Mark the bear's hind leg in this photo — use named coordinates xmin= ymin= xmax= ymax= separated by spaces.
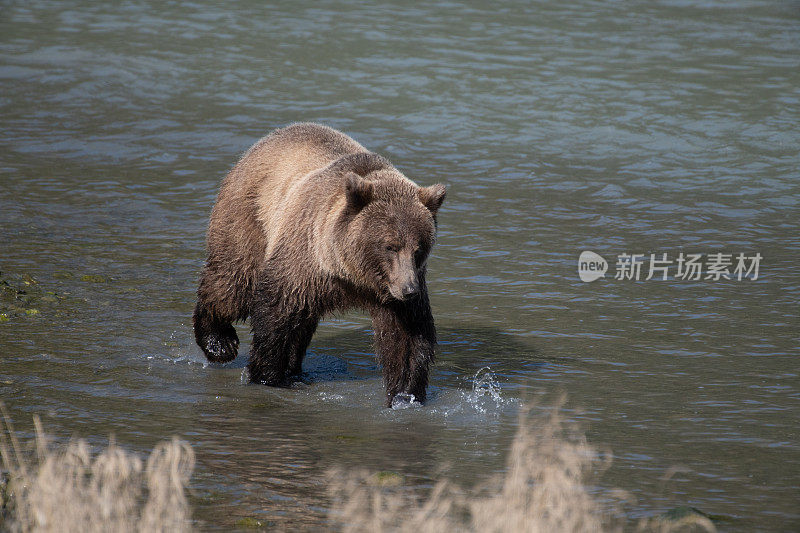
xmin=248 ymin=276 xmax=316 ymax=386
xmin=288 ymin=315 xmax=319 ymax=376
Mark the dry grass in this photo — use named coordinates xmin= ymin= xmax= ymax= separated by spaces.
xmin=0 ymin=404 xmax=194 ymax=533
xmin=1 ymin=400 xmax=717 ymax=532
xmin=328 ymin=400 xmax=716 ymax=533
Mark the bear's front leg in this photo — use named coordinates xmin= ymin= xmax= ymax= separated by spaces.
xmin=248 ymin=277 xmax=317 ymax=386
xmin=370 ymin=292 xmax=436 ymax=407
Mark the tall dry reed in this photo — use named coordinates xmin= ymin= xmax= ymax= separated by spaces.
xmin=328 ymin=401 xmax=715 ymax=533
xmin=0 ymin=404 xmax=194 ymax=533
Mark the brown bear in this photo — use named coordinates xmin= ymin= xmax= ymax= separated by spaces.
xmin=193 ymin=123 xmax=446 ymax=407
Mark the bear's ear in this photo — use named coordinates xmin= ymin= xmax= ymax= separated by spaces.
xmin=344 ymin=172 xmax=374 ymax=212
xmin=419 ymin=183 xmax=447 ymax=215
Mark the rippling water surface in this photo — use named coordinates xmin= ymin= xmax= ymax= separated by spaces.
xmin=1 ymin=1 xmax=799 ymax=530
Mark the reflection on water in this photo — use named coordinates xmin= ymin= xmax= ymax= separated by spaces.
xmin=1 ymin=0 xmax=799 ymax=530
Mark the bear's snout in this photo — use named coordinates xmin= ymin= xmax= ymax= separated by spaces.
xmin=401 ymin=280 xmax=419 ymax=298
xmin=389 ymin=275 xmax=420 ymax=301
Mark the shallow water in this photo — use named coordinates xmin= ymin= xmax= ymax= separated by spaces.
xmin=1 ymin=1 xmax=799 ymax=530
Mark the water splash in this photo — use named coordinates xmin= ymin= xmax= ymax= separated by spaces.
xmin=459 ymin=367 xmax=510 ymax=415
xmin=318 ymin=392 xmax=345 ymax=402
xmin=148 ymin=329 xmax=209 ymax=367
xmin=472 ymin=367 xmax=503 ymax=399
xmin=391 ymin=393 xmax=421 ymax=410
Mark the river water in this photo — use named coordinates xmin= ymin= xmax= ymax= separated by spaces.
xmin=1 ymin=1 xmax=798 ymax=530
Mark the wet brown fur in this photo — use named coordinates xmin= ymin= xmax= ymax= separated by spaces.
xmin=193 ymin=123 xmax=446 ymax=406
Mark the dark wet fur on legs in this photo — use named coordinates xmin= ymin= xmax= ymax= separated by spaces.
xmin=246 ymin=270 xmax=321 ymax=386
xmin=370 ymin=283 xmax=436 ymax=407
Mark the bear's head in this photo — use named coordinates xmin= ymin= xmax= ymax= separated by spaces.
xmin=338 ymin=172 xmax=446 ymax=302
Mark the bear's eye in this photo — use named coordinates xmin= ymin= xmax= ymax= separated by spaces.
xmin=385 ymin=244 xmax=399 ymax=253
